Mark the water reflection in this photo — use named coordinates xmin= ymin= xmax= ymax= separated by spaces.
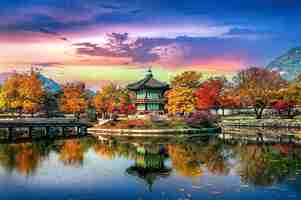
xmin=126 ymin=144 xmax=171 ymax=191
xmin=0 ymin=136 xmax=300 ymax=199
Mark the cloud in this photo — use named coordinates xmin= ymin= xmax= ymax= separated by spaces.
xmin=223 ymin=28 xmax=273 ymax=39
xmin=73 ymin=32 xmax=275 ymax=69
xmin=74 ymin=33 xmax=173 ymax=63
xmin=39 ymin=28 xmax=70 ymax=42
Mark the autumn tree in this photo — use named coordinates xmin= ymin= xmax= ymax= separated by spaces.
xmin=233 ymin=67 xmax=286 ymax=119
xmin=1 ymin=72 xmax=44 ymax=116
xmin=171 ymin=71 xmax=202 ymax=88
xmin=93 ymin=83 xmax=135 ymax=118
xmin=0 ymin=87 xmax=6 ymax=112
xmin=119 ymin=89 xmax=136 ymax=115
xmin=195 ymin=79 xmax=223 ymax=111
xmin=1 ymin=73 xmax=24 ymax=114
xmin=165 ymin=87 xmax=196 ymax=115
xmin=217 ymin=81 xmax=241 ymax=115
xmin=93 ymin=83 xmax=119 ymax=118
xmin=272 ymin=78 xmax=301 ymax=118
xmin=19 ymin=72 xmax=44 ymax=116
xmin=166 ymin=71 xmax=201 ymax=115
xmin=59 ymin=82 xmax=87 ymax=119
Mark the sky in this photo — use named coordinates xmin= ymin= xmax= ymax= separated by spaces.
xmin=0 ymin=0 xmax=301 ymax=89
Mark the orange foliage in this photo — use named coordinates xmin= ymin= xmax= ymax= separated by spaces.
xmin=93 ymin=143 xmax=117 ymax=160
xmin=1 ymin=71 xmax=44 ymax=114
xmin=195 ymin=79 xmax=223 ymax=110
xmin=59 ymin=140 xmax=84 ymax=166
xmin=167 ymin=144 xmax=203 ymax=178
xmin=14 ymin=144 xmax=39 ymax=175
xmin=93 ymin=84 xmax=135 ymax=117
xmin=60 ymin=82 xmax=87 ymax=117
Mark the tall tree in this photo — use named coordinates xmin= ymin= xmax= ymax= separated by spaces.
xmin=93 ymin=83 xmax=120 ymax=118
xmin=195 ymin=79 xmax=223 ymax=111
xmin=1 ymin=72 xmax=44 ymax=116
xmin=1 ymin=73 xmax=24 ymax=115
xmin=166 ymin=71 xmax=201 ymax=115
xmin=59 ymin=82 xmax=87 ymax=119
xmin=19 ymin=71 xmax=44 ymax=116
xmin=234 ymin=67 xmax=286 ymax=119
xmin=165 ymin=87 xmax=196 ymax=115
xmin=218 ymin=87 xmax=239 ymax=115
xmin=93 ymin=84 xmax=135 ymax=118
xmin=171 ymin=71 xmax=202 ymax=88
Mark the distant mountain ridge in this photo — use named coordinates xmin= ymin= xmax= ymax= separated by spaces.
xmin=36 ymin=73 xmax=61 ymax=93
xmin=266 ymin=47 xmax=301 ymax=80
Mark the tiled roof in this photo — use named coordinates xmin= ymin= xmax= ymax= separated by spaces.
xmin=127 ymin=71 xmax=169 ymax=90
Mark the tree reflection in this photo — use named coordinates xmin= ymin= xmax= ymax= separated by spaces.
xmin=93 ymin=141 xmax=136 ymax=160
xmin=234 ymin=143 xmax=301 ymax=186
xmin=0 ymin=141 xmax=54 ymax=175
xmin=59 ymin=140 xmax=85 ymax=167
xmin=167 ymin=140 xmax=231 ymax=178
xmin=201 ymin=142 xmax=231 ymax=176
xmin=167 ymin=144 xmax=203 ymax=178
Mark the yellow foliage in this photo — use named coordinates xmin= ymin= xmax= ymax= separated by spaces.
xmin=165 ymin=87 xmax=196 ymax=114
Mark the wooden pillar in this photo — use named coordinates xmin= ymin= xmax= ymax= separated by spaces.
xmin=29 ymin=127 xmax=32 ymax=139
xmin=8 ymin=127 xmax=13 ymax=141
xmin=76 ymin=126 xmax=80 ymax=135
xmin=45 ymin=126 xmax=50 ymax=138
xmin=82 ymin=126 xmax=87 ymax=136
xmin=62 ymin=127 xmax=66 ymax=137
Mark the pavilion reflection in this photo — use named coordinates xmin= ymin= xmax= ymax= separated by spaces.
xmin=126 ymin=144 xmax=171 ymax=191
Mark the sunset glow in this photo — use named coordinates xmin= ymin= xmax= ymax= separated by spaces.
xmin=1 ymin=0 xmax=301 ymax=88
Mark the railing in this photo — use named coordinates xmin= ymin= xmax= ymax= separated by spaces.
xmin=135 ymin=99 xmax=164 ymax=103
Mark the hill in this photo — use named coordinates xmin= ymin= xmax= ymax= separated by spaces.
xmin=266 ymin=47 xmax=301 ymax=80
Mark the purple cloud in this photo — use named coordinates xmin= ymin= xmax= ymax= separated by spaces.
xmin=73 ymin=33 xmax=173 ymax=63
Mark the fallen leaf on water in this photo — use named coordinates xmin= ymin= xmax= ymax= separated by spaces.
xmin=192 ymin=185 xmax=202 ymax=189
xmin=210 ymin=191 xmax=222 ymax=195
xmin=240 ymin=184 xmax=249 ymax=188
xmin=288 ymin=177 xmax=296 ymax=181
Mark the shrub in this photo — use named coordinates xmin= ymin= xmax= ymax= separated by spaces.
xmin=185 ymin=111 xmax=217 ymax=128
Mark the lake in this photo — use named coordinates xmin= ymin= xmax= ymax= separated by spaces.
xmin=0 ymin=135 xmax=300 ymax=200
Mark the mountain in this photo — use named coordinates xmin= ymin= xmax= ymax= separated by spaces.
xmin=36 ymin=73 xmax=61 ymax=93
xmin=266 ymin=47 xmax=301 ymax=80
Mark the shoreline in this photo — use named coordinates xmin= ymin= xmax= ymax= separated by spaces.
xmin=88 ymin=127 xmax=220 ymax=136
xmin=220 ymin=120 xmax=301 ymax=129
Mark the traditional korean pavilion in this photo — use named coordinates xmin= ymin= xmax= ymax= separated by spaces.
xmin=127 ymin=69 xmax=169 ymax=114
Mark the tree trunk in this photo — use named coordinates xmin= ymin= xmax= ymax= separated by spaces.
xmin=74 ymin=112 xmax=80 ymax=121
xmin=288 ymin=107 xmax=294 ymax=119
xmin=255 ymin=107 xmax=264 ymax=119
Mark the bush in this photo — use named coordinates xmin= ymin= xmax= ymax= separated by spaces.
xmin=185 ymin=111 xmax=217 ymax=128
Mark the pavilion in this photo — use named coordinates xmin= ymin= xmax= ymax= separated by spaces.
xmin=127 ymin=69 xmax=169 ymax=114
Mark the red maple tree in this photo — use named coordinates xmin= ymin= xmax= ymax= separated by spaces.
xmin=195 ymin=79 xmax=223 ymax=110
